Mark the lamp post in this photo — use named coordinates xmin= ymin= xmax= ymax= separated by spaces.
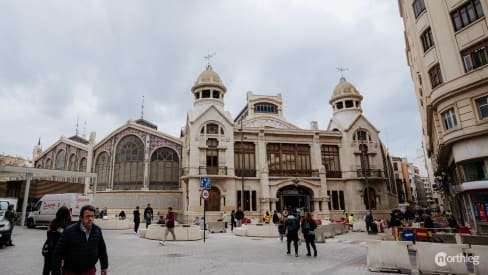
xmin=359 ymin=143 xmax=371 ymax=212
xmin=240 ymin=119 xmax=244 ymax=211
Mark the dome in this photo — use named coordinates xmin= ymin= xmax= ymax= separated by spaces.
xmin=332 ymin=77 xmax=361 ymax=98
xmin=191 ymin=65 xmax=227 ymax=93
xmin=195 ymin=66 xmax=222 ymax=85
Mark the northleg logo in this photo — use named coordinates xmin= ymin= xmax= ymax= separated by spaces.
xmin=434 ymin=252 xmax=480 ymax=267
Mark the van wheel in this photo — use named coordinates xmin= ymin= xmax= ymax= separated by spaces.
xmin=27 ymin=218 xmax=35 ymax=228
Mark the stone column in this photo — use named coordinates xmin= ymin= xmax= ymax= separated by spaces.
xmin=85 ymin=132 xmax=96 ymax=190
xmin=142 ymin=135 xmax=150 ymax=190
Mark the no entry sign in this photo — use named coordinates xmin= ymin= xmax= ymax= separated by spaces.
xmin=201 ymin=189 xmax=210 ymax=200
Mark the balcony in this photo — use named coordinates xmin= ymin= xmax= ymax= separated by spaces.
xmin=356 ymin=169 xmax=383 ymax=178
xmin=269 ymin=169 xmax=319 ymax=177
xmin=326 ymin=170 xmax=342 ymax=178
xmin=199 ymin=166 xmax=228 ymax=176
xmin=235 ymin=169 xmax=257 ymax=177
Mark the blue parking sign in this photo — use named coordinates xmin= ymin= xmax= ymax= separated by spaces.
xmin=200 ymin=177 xmax=211 ymax=189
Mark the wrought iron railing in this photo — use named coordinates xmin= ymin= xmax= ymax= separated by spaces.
xmin=235 ymin=169 xmax=257 ymax=177
xmin=326 ymin=170 xmax=342 ymax=178
xmin=268 ymin=169 xmax=319 ymax=177
xmin=199 ymin=166 xmax=228 ymax=175
xmin=356 ymin=169 xmax=383 ymax=178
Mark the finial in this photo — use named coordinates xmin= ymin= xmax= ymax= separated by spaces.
xmin=141 ymin=95 xmax=145 ymax=119
xmin=204 ymin=52 xmax=216 ymax=70
xmin=336 ymin=67 xmax=348 ymax=82
xmin=76 ymin=116 xmax=79 ymax=136
xmin=38 ymin=137 xmax=41 ymax=146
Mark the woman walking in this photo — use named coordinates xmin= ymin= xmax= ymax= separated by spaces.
xmin=301 ymin=212 xmax=317 ymax=257
xmin=42 ymin=206 xmax=71 ymax=275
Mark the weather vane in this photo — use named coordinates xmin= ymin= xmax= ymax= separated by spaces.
xmin=204 ymin=52 xmax=216 ymax=69
xmin=336 ymin=67 xmax=349 ymax=82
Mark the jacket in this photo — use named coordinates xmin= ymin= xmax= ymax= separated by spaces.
xmin=284 ymin=215 xmax=300 ymax=233
xmin=301 ymin=219 xmax=317 ymax=234
xmin=52 ymin=222 xmax=108 ymax=275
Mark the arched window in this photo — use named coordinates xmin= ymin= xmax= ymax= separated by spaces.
xmin=95 ymin=152 xmax=111 ymax=191
xmin=55 ymin=150 xmax=66 ymax=170
xmin=354 ymin=129 xmax=371 ymax=142
xmin=149 ymin=147 xmax=180 ymax=190
xmin=68 ymin=154 xmax=77 ymax=171
xmin=45 ymin=158 xmax=52 ymax=169
xmin=255 ymin=103 xmax=278 ymax=114
xmin=113 ymin=135 xmax=144 ymax=190
xmin=206 ymin=123 xmax=219 ymax=134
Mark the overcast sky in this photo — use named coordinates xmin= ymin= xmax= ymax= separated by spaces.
xmin=0 ymin=0 xmax=427 ymax=173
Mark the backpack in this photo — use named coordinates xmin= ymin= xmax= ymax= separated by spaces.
xmin=286 ymin=218 xmax=299 ymax=233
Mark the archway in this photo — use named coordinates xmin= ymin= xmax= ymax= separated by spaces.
xmin=276 ymin=185 xmax=313 ymax=213
xmin=206 ymin=187 xmax=221 ymax=211
xmin=363 ymin=187 xmax=377 ymax=210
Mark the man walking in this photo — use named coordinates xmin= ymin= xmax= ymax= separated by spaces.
xmin=284 ymin=211 xmax=300 ymax=257
xmin=133 ymin=206 xmax=140 ymax=233
xmin=52 ymin=205 xmax=108 ymax=275
xmin=144 ymin=203 xmax=153 ymax=228
xmin=160 ymin=207 xmax=176 ymax=245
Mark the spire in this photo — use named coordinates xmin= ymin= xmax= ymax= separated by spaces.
xmin=38 ymin=137 xmax=41 ymax=146
xmin=82 ymin=121 xmax=87 ymax=139
xmin=204 ymin=52 xmax=215 ymax=70
xmin=75 ymin=116 xmax=80 ymax=136
xmin=141 ymin=95 xmax=145 ymax=119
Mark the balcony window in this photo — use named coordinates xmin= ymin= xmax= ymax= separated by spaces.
xmin=428 ymin=64 xmax=443 ymax=89
xmin=451 ymin=0 xmax=484 ymax=31
xmin=475 ymin=95 xmax=488 ymax=119
xmin=421 ymin=27 xmax=434 ymax=52
xmin=442 ymin=108 xmax=458 ymax=130
xmin=255 ymin=103 xmax=278 ymax=114
xmin=463 ymin=161 xmax=487 ymax=181
xmin=412 ymin=0 xmax=426 ymax=18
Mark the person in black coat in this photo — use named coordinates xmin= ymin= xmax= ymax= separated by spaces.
xmin=301 ymin=212 xmax=317 ymax=257
xmin=144 ymin=203 xmax=153 ymax=228
xmin=43 ymin=206 xmax=71 ymax=275
xmin=230 ymin=210 xmax=236 ymax=232
xmin=284 ymin=213 xmax=300 ymax=257
xmin=52 ymin=205 xmax=108 ymax=275
xmin=133 ymin=206 xmax=141 ymax=233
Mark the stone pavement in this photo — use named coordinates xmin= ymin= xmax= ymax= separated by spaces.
xmin=0 ymin=227 xmax=402 ymax=275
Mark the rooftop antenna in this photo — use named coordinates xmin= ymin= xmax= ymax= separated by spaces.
xmin=141 ymin=95 xmax=145 ymax=119
xmin=204 ymin=52 xmax=216 ymax=70
xmin=75 ymin=116 xmax=80 ymax=136
xmin=336 ymin=67 xmax=349 ymax=82
xmin=82 ymin=121 xmax=87 ymax=138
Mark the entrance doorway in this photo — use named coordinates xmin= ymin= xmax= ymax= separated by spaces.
xmin=206 ymin=187 xmax=221 ymax=211
xmin=276 ymin=185 xmax=313 ymax=212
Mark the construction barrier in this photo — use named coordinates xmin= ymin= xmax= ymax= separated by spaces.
xmin=470 ymin=245 xmax=488 ymax=275
xmin=416 ymin=242 xmax=469 ymax=275
xmin=366 ymin=240 xmax=412 ymax=273
xmin=207 ymin=221 xmax=226 ymax=233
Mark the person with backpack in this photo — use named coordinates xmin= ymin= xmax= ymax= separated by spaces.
xmin=235 ymin=208 xmax=244 ymax=227
xmin=284 ymin=212 xmax=300 ymax=257
xmin=144 ymin=203 xmax=153 ymax=228
xmin=301 ymin=212 xmax=317 ymax=257
xmin=42 ymin=206 xmax=71 ymax=275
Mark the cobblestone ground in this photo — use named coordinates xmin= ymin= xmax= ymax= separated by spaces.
xmin=0 ymin=227 xmax=404 ymax=275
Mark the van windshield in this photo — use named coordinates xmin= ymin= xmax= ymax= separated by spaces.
xmin=32 ymin=201 xmax=42 ymax=211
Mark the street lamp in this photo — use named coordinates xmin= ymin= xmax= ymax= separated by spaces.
xmin=359 ymin=143 xmax=371 ymax=212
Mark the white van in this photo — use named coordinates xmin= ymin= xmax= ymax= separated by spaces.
xmin=27 ymin=193 xmax=94 ymax=228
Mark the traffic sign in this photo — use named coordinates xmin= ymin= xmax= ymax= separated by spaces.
xmin=200 ymin=177 xmax=211 ymax=189
xmin=201 ymin=189 xmax=210 ymax=200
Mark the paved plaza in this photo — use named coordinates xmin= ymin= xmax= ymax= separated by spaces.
xmin=0 ymin=227 xmax=404 ymax=275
